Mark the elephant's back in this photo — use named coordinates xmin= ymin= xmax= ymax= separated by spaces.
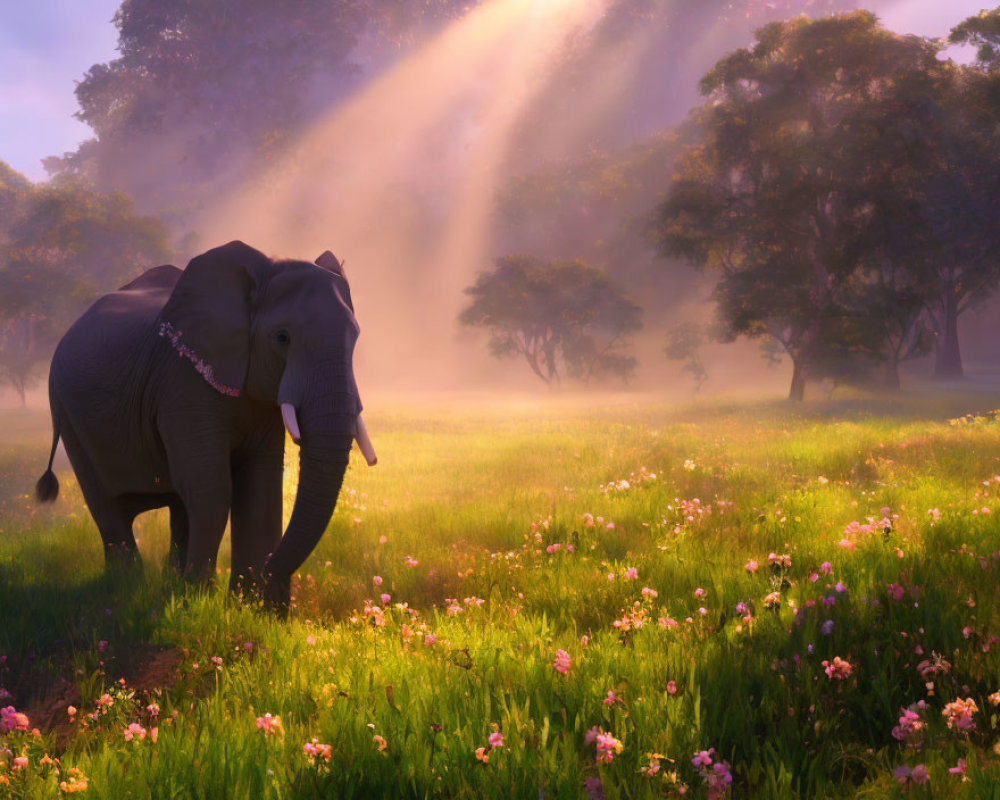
xmin=51 ymin=266 xmax=181 ymax=399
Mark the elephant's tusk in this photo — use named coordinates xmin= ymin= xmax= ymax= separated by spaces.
xmin=281 ymin=403 xmax=301 ymax=444
xmin=355 ymin=414 xmax=377 ymax=466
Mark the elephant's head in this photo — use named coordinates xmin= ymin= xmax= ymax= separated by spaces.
xmin=158 ymin=240 xmax=375 ymax=611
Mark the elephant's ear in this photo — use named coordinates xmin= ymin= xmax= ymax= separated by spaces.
xmin=315 ymin=250 xmax=354 ymax=312
xmin=159 ymin=241 xmax=272 ymax=397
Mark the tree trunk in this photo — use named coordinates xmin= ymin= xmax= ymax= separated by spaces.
xmin=882 ymin=358 xmax=901 ymax=392
xmin=788 ymin=357 xmax=807 ymax=402
xmin=933 ymin=291 xmax=963 ymax=379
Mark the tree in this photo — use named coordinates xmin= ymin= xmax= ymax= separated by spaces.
xmin=842 ymin=30 xmax=1000 ymax=381
xmin=653 ymin=13 xmax=943 ymax=399
xmin=0 ymin=162 xmax=172 ymax=403
xmin=950 ymin=7 xmax=1000 ymax=71
xmin=45 ymin=0 xmax=472 ymax=229
xmin=459 ymin=255 xmax=642 ymax=386
xmin=663 ymin=322 xmax=709 ymax=392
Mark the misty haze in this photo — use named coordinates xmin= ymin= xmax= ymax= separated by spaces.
xmin=2 ymin=0 xmax=1000 ymax=797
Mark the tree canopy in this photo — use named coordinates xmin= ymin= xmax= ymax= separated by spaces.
xmin=44 ymin=0 xmax=472 ymax=229
xmin=0 ymin=163 xmax=172 ymax=403
xmin=460 ymin=255 xmax=642 ymax=386
xmin=652 ymin=11 xmax=1000 ymax=398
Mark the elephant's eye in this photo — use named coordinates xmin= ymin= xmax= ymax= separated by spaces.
xmin=275 ymin=330 xmax=290 ymax=345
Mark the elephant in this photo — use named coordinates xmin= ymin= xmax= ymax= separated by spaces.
xmin=35 ymin=240 xmax=376 ymax=613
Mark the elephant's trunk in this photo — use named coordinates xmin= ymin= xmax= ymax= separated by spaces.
xmin=263 ymin=399 xmax=356 ymax=614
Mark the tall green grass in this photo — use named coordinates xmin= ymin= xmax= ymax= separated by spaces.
xmin=1 ymin=393 xmax=1000 ymax=798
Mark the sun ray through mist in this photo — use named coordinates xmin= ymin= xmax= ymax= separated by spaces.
xmin=205 ymin=0 xmax=609 ymax=392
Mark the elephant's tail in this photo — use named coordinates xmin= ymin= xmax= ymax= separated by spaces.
xmin=36 ymin=421 xmax=60 ymax=503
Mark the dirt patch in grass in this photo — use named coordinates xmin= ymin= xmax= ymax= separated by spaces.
xmin=25 ymin=644 xmax=180 ymax=741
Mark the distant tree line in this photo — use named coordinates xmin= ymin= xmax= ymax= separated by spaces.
xmin=464 ymin=8 xmax=1000 ymax=398
xmin=0 ymin=163 xmax=171 ymax=403
xmin=10 ymin=1 xmax=1000 ymax=399
xmin=652 ymin=10 xmax=1000 ymax=399
xmin=44 ymin=0 xmax=474 ymax=235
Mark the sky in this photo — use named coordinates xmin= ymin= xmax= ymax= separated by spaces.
xmin=0 ymin=0 xmax=992 ymax=183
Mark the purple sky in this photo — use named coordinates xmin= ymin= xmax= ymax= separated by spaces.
xmin=0 ymin=0 xmax=989 ymax=183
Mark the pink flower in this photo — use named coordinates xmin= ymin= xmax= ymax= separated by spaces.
xmin=911 ymin=764 xmax=929 ymax=786
xmin=303 ymin=738 xmax=332 ymax=763
xmin=256 ymin=713 xmax=283 ymax=736
xmin=641 ymin=586 xmax=658 ymax=599
xmin=887 ymin=583 xmax=904 ymax=601
xmin=553 ymin=649 xmax=571 ymax=675
xmin=488 ymin=730 xmax=504 ymax=749
xmin=404 ymin=556 xmax=418 ymax=567
xmin=694 ymin=587 xmax=706 ymax=598
xmin=604 ymin=690 xmax=617 ymax=706
xmin=595 ymin=732 xmax=623 ymax=764
xmin=0 ymin=706 xmax=29 ymax=732
xmin=942 ymin=697 xmax=978 ymax=730
xmin=624 ymin=567 xmax=638 ymax=580
xmin=667 ymin=680 xmax=677 ymax=694
xmin=12 ymin=755 xmax=27 ymax=770
xmin=745 ymin=559 xmax=759 ymax=573
xmin=892 ymin=705 xmax=925 ymax=743
xmin=123 ymin=722 xmax=147 ymax=742
xmin=146 ymin=703 xmax=160 ymax=717
xmin=692 ymin=749 xmax=715 ymax=768
xmin=380 ymin=593 xmax=391 ymax=605
xmin=948 ymin=758 xmax=966 ymax=777
xmin=821 ymin=656 xmax=852 ymax=680
xmin=820 ymin=561 xmax=832 ymax=574
xmin=372 ymin=575 xmax=383 ymax=586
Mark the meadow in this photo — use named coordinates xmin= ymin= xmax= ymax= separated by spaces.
xmin=2 ymin=391 xmax=1000 ymax=798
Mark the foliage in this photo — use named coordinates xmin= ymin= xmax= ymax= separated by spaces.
xmin=45 ymin=0 xmax=471 ymax=229
xmin=950 ymin=7 xmax=1000 ymax=71
xmin=663 ymin=322 xmax=709 ymax=392
xmin=4 ymin=394 xmax=1000 ymax=796
xmin=652 ymin=11 xmax=1000 ymax=398
xmin=0 ymin=162 xmax=172 ymax=403
xmin=459 ymin=255 xmax=642 ymax=386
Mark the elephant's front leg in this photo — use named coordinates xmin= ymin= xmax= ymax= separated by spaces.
xmin=229 ymin=447 xmax=284 ymax=594
xmin=160 ymin=415 xmax=233 ymax=582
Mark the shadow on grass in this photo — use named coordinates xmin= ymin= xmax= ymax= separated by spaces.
xmin=0 ymin=560 xmax=184 ymax=712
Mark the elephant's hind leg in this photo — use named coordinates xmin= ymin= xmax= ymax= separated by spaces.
xmin=59 ymin=424 xmax=142 ymax=567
